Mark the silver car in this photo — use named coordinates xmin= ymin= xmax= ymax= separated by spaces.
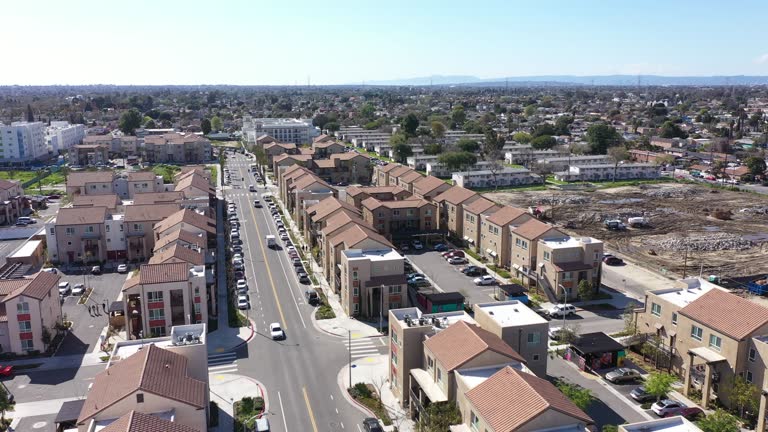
xmin=605 ymin=368 xmax=642 ymax=384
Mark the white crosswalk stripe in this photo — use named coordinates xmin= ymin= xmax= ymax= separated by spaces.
xmin=345 ymin=338 xmax=383 ymax=359
xmin=208 ymin=352 xmax=238 ymax=374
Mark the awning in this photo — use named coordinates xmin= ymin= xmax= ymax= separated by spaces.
xmin=463 ymin=236 xmax=469 ymax=241
xmin=468 ymin=239 xmax=474 ymax=244
xmin=410 ymin=368 xmax=448 ymax=402
xmin=486 ymin=249 xmax=493 ymax=255
xmin=55 ymin=399 xmax=85 ymax=424
xmin=689 ymin=346 xmax=727 ymax=364
xmin=490 ymin=251 xmax=498 ymax=257
xmin=512 ymin=264 xmax=520 ymax=270
xmin=654 ymin=323 xmax=664 ymax=330
xmin=109 ymin=301 xmax=124 ymax=313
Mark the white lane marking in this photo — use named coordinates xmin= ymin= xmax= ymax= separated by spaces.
xmin=279 ymin=391 xmax=289 ymax=432
xmin=357 ymin=424 xmax=363 ymax=432
xmin=330 ymin=394 xmax=334 ymax=400
xmin=335 ymin=407 xmax=339 ymax=414
xmin=341 ymin=422 xmax=344 ymax=429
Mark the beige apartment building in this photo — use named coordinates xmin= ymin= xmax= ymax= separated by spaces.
xmin=143 ymin=133 xmax=211 ymax=164
xmin=122 ymin=262 xmax=207 ymax=340
xmin=66 ymin=171 xmax=116 ymax=196
xmin=0 ymin=179 xmax=25 ymax=226
xmin=536 ymin=236 xmax=603 ymax=301
xmin=478 ymin=206 xmax=532 ymax=268
xmin=396 ymin=170 xmax=424 ymax=193
xmin=51 ymin=206 xmax=109 ymax=264
xmin=461 ymin=197 xmax=499 ymax=252
xmin=361 ymin=197 xmax=437 ymax=240
xmin=310 ymin=152 xmax=372 ymax=185
xmin=152 ymin=208 xmax=216 ymax=243
xmin=125 ymin=171 xmax=164 ymax=198
xmin=509 ymin=219 xmax=564 ymax=287
xmin=635 ymin=279 xmax=768 ymax=424
xmin=472 ymin=301 xmax=549 ymax=377
xmin=345 ymin=185 xmax=411 ymax=209
xmin=433 ymin=186 xmax=479 ymax=237
xmin=321 ymin=214 xmax=382 ymax=283
xmin=374 ymin=163 xmax=403 ymax=186
xmin=124 ymin=204 xmax=181 ymax=261
xmin=286 ymin=173 xmax=335 ymax=224
xmin=339 ymin=247 xmax=406 ymax=319
xmin=312 ymin=140 xmax=345 ymax=158
xmin=304 ymin=196 xmax=361 ymax=248
xmin=412 ymin=175 xmax=452 ymax=201
xmin=174 ymin=170 xmax=213 ymax=200
xmin=77 ymin=325 xmax=209 ymax=432
xmin=0 ymin=271 xmax=62 ymax=354
xmin=264 ymin=142 xmax=298 ymax=165
xmin=279 ymin=165 xmax=314 ymax=204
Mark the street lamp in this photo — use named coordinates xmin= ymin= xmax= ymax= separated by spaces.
xmin=558 ymin=284 xmax=567 ymax=332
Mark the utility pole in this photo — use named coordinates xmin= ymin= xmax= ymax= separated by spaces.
xmin=682 ymin=245 xmax=688 ymax=278
xmin=379 ymin=284 xmax=384 ymax=334
xmin=348 ymin=330 xmax=352 ymax=388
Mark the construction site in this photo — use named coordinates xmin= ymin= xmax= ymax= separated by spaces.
xmin=485 ymin=183 xmax=768 ymax=282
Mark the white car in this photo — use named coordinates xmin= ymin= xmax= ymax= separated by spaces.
xmin=236 ymin=279 xmax=247 ymax=291
xmin=58 ymin=281 xmax=71 ymax=295
xmin=117 ymin=264 xmax=128 ymax=273
xmin=412 ymin=240 xmax=424 ymax=250
xmin=447 ymin=256 xmax=468 ymax=265
xmin=473 ymin=275 xmax=496 ymax=286
xmin=548 ymin=304 xmax=577 ymax=317
xmin=270 ymin=322 xmax=285 ymax=340
xmin=237 ymin=296 xmax=250 ymax=310
xmin=72 ymin=283 xmax=86 ymax=296
xmin=233 ymin=253 xmax=243 ymax=261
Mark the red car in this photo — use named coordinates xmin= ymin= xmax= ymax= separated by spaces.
xmin=667 ymin=407 xmax=704 ymax=421
xmin=0 ymin=365 xmax=13 ymax=377
xmin=444 ymin=251 xmax=465 ymax=260
xmin=440 ymin=249 xmax=456 ymax=257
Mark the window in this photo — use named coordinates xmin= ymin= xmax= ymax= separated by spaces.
xmin=353 ymin=287 xmax=359 ymax=296
xmin=391 ymin=329 xmax=398 ymax=344
xmin=709 ymin=334 xmax=722 ymax=351
xmin=691 ymin=325 xmax=703 ymax=341
xmin=747 ymin=371 xmax=754 ymax=383
xmin=86 ymin=225 xmax=94 ymax=233
xmin=393 ymin=210 xmax=400 ymax=216
xmin=543 ymin=251 xmax=551 ymax=262
xmin=352 ymin=271 xmax=358 ymax=280
xmin=147 ymin=291 xmax=164 ymax=302
xmin=133 ymin=224 xmax=140 ymax=230
xmin=150 ymin=326 xmax=166 ymax=337
xmin=749 ymin=348 xmax=756 ymax=362
xmin=527 ymin=332 xmax=541 ymax=345
xmin=21 ymin=339 xmax=33 ymax=351
xmin=49 ymin=228 xmax=54 ymax=235
xmin=390 ymin=286 xmax=401 ymax=294
xmin=672 ymin=312 xmax=678 ymax=325
xmin=389 ymin=303 xmax=400 ymax=309
xmin=515 ymin=238 xmax=521 ymax=247
xmin=427 ymin=356 xmax=434 ymax=370
xmin=407 ymin=209 xmax=414 ymax=216
xmin=562 ymin=272 xmax=572 ymax=281
xmin=149 ymin=308 xmax=165 ymax=320
xmin=353 ymin=304 xmax=359 ymax=313
xmin=521 ymin=240 xmax=528 ymax=250
xmin=18 ymin=320 xmax=31 ymax=331
xmin=471 ymin=412 xmax=479 ymax=431
xmin=136 ymin=393 xmax=144 ymax=403
xmin=437 ymin=368 xmax=442 ymax=383
xmin=533 ymin=354 xmax=540 ymax=361
xmin=651 ymin=303 xmax=662 ymax=317
xmin=65 ymin=227 xmax=75 ymax=237
xmin=105 ymin=225 xmax=110 ymax=232
xmin=16 ymin=302 xmax=29 ymax=313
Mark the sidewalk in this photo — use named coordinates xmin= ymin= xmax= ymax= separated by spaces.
xmin=338 ymin=354 xmax=414 ymax=432
xmin=209 ymin=374 xmax=266 ymax=432
xmin=10 ymin=396 xmax=83 ymax=429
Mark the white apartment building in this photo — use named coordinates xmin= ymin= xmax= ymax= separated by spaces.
xmin=427 ymin=160 xmax=495 ymax=178
xmin=0 ymin=122 xmax=48 ymax=162
xmin=45 ymin=121 xmax=85 ymax=153
xmin=406 ymin=154 xmax=439 ymax=171
xmin=538 ymin=154 xmax=613 ymax=172
xmin=554 ymin=163 xmax=661 ymax=182
xmin=242 ymin=116 xmax=318 ymax=145
xmin=105 ymin=214 xmax=127 ymax=260
xmin=504 ymin=146 xmax=569 ymax=165
xmin=451 ymin=167 xmax=541 ymax=189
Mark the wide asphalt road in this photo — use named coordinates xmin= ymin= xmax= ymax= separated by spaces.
xmin=225 ymin=154 xmax=369 ymax=432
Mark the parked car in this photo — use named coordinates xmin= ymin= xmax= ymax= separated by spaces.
xmin=412 ymin=240 xmax=424 ymax=250
xmin=630 ymin=386 xmax=664 ymax=403
xmin=444 ymin=251 xmax=465 ymax=260
xmin=606 ymin=368 xmax=642 ymax=384
xmin=90 ymin=265 xmax=101 ymax=275
xmin=409 ymin=279 xmax=431 ymax=288
xmin=473 ymin=275 xmax=496 ymax=286
xmin=58 ymin=281 xmax=71 ymax=296
xmin=433 ymin=243 xmax=448 ymax=252
xmin=117 ymin=264 xmax=128 ymax=273
xmin=305 ymin=290 xmax=319 ymax=304
xmin=292 ymin=257 xmax=302 ymax=267
xmin=270 ymin=322 xmax=285 ymax=340
xmin=298 ymin=272 xmax=311 ymax=284
xmin=447 ymin=256 xmax=468 ymax=265
xmin=72 ymin=283 xmax=86 ymax=296
xmin=547 ymin=304 xmax=576 ymax=317
xmin=399 ymin=243 xmax=410 ymax=251
xmin=651 ymin=399 xmax=686 ymax=417
xmin=236 ymin=279 xmax=248 ymax=291
xmin=0 ymin=365 xmax=13 ymax=377
xmin=548 ymin=327 xmax=572 ymax=341
xmin=603 ymin=256 xmax=624 ymax=266
xmin=362 ymin=417 xmax=383 ymax=432
xmin=440 ymin=249 xmax=457 ymax=257
xmin=672 ymin=407 xmax=704 ymax=420
xmin=462 ymin=266 xmax=487 ymax=276
xmin=237 ymin=296 xmax=250 ymax=310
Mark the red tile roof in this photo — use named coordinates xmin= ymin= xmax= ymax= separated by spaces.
xmin=465 ymin=366 xmax=593 ymax=431
xmin=680 ymin=289 xmax=768 ymax=340
xmin=153 ymin=209 xmax=216 ymax=235
xmin=149 ymin=243 xmax=204 ymax=266
xmin=2 ymin=271 xmax=61 ymax=302
xmin=424 ymin=320 xmax=525 ymax=371
xmin=56 ymin=206 xmax=108 ymax=225
xmin=433 ymin=186 xmax=477 ymax=205
xmin=486 ymin=206 xmax=528 ymax=226
xmin=100 ymin=410 xmax=200 ymax=432
xmin=138 ymin=262 xmax=190 ymax=285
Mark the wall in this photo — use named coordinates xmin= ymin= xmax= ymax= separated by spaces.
xmin=78 ymin=391 xmax=206 ymax=432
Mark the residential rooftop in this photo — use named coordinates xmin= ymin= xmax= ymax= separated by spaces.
xmin=619 ymin=416 xmax=702 ymax=432
xmin=540 ymin=236 xmax=602 ymax=249
xmin=653 ymin=279 xmax=718 ymax=308
xmin=475 ymin=300 xmax=548 ymax=327
xmin=342 ymin=248 xmax=402 ymax=262
xmin=110 ymin=324 xmax=206 ymax=364
xmin=390 ymin=307 xmax=475 ymax=329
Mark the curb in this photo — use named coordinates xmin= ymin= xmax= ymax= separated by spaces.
xmin=337 ymin=366 xmax=377 ymax=418
xmin=216 ymin=318 xmax=256 ymax=353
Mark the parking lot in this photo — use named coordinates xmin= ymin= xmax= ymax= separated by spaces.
xmin=55 ymin=269 xmax=129 ymax=356
xmin=405 ymin=249 xmax=497 ymax=305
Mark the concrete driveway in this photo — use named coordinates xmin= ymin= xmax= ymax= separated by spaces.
xmin=602 ymin=259 xmax=677 ymax=300
xmin=545 ymin=305 xmax=626 ymax=336
xmin=56 ymin=270 xmax=129 ymax=356
xmin=405 ymin=250 xmax=497 ymax=305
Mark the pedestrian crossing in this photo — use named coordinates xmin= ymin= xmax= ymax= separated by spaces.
xmin=225 ymin=192 xmax=261 ymax=198
xmin=345 ymin=337 xmax=384 ymax=359
xmin=208 ymin=351 xmax=238 ymax=375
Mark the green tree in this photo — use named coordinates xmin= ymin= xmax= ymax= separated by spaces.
xmin=211 ymin=116 xmax=223 ymax=132
xmin=438 ymin=151 xmax=477 ymax=171
xmin=418 ymin=402 xmax=462 ymax=432
xmin=532 ymin=123 xmax=557 ymax=138
xmin=484 ymin=128 xmax=505 ymax=154
xmin=577 ymin=280 xmax=594 ymax=301
xmin=360 ymin=103 xmax=375 ymax=119
xmin=644 ymin=372 xmax=676 ymax=402
xmin=555 ymin=379 xmax=593 ymax=411
xmin=325 ymin=122 xmax=340 ymax=132
xmin=392 ymin=143 xmax=413 ymax=163
xmin=696 ymin=409 xmax=740 ymax=432
xmin=401 ymin=113 xmax=420 ymax=137
xmin=390 ymin=132 xmax=407 ymax=145
xmin=659 ymin=120 xmax=688 ymax=139
xmin=41 ymin=326 xmax=52 ymax=352
xmin=524 ymin=104 xmax=537 ymax=117
xmin=118 ymin=108 xmax=143 ymax=136
xmin=0 ymin=385 xmax=12 ymax=422
xmin=456 ymin=138 xmax=480 ymax=153
xmin=586 ymin=123 xmax=622 ymax=154
xmin=744 ymin=156 xmax=767 ymax=176
xmin=725 ymin=375 xmax=759 ymax=417
xmin=530 ymin=135 xmax=557 ymax=150
xmin=313 ymin=113 xmax=330 ymax=129
xmin=144 ymin=119 xmax=157 ymax=129
xmin=555 ymin=115 xmax=574 ymax=135
xmin=622 ymin=303 xmax=637 ymax=335
xmin=431 ymin=121 xmax=446 ymax=138
xmin=451 ymin=106 xmax=466 ymax=128
xmin=513 ymin=131 xmax=532 ymax=144
xmin=201 ymin=118 xmax=212 ymax=135
xmin=424 ymin=143 xmax=443 ymax=155
xmin=601 ymin=426 xmax=619 ymax=432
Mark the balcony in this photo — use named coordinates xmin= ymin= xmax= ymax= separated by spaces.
xmin=81 ymin=231 xmax=101 ymax=239
xmin=126 ymin=231 xmax=145 ymax=238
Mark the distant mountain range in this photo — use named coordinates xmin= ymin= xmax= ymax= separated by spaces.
xmin=363 ymin=74 xmax=768 ymax=87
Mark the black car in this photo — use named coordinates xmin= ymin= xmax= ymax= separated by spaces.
xmin=462 ymin=266 xmax=487 ymax=276
xmin=295 ymin=265 xmax=305 ymax=274
xmin=603 ymin=256 xmax=624 ymax=266
xmin=298 ymin=273 xmax=311 ymax=284
xmin=362 ymin=418 xmax=383 ymax=432
xmin=630 ymin=386 xmax=664 ymax=403
xmin=305 ymin=289 xmax=319 ymax=304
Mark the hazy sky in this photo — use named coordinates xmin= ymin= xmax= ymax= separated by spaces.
xmin=4 ymin=0 xmax=768 ymax=85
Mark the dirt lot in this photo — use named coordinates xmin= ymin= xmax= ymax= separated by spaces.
xmin=485 ymin=183 xmax=768 ymax=279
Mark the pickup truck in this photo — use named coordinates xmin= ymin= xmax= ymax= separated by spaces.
xmin=265 ymin=235 xmax=276 ymax=248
